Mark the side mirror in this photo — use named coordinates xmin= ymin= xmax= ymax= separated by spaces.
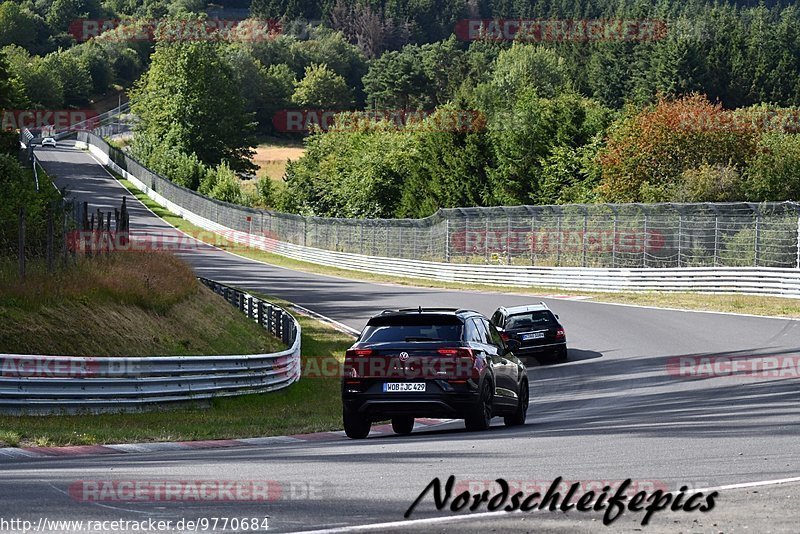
xmin=505 ymin=339 xmax=521 ymax=353
xmin=555 ymin=314 xmax=560 ymax=319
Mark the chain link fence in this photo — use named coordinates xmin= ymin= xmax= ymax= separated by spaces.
xmin=79 ymin=131 xmax=800 ymax=270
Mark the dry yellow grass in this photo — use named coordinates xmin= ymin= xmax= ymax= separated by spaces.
xmin=0 ymin=253 xmax=284 ymax=356
xmin=251 ymin=140 xmax=305 ymax=181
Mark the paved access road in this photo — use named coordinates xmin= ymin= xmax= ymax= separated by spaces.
xmin=1 ymin=142 xmax=796 ymax=533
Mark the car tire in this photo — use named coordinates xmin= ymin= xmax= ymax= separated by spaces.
xmin=343 ymin=406 xmax=371 ymax=439
xmin=391 ymin=416 xmax=415 ymax=435
xmin=504 ymin=379 xmax=529 ymax=427
xmin=464 ymin=379 xmax=493 ymax=432
xmin=555 ymin=347 xmax=568 ymax=362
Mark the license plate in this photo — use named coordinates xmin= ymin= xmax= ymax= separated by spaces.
xmin=522 ymin=332 xmax=546 ymax=341
xmin=383 ymin=383 xmax=426 ymax=392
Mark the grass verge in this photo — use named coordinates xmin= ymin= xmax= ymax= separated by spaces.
xmin=0 ymin=301 xmax=352 ymax=447
xmin=118 ymin=178 xmax=800 ymax=319
xmin=0 ymin=253 xmax=284 ymax=356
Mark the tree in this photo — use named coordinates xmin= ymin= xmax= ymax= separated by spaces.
xmin=477 ymin=43 xmax=572 ymax=111
xmin=362 ymin=46 xmax=429 ymax=110
xmin=289 ymin=28 xmax=368 ymax=96
xmin=0 ymin=48 xmax=26 ymax=109
xmin=329 ymin=0 xmax=411 ymax=58
xmin=41 ymin=51 xmax=92 ymax=105
xmin=0 ymin=2 xmax=38 ymax=50
xmin=75 ymin=42 xmax=113 ymax=95
xmin=131 ymin=39 xmax=256 ymax=173
xmin=291 ymin=63 xmax=353 ymax=109
xmin=225 ymin=44 xmax=295 ymax=132
xmin=46 ymin=0 xmax=101 ymax=33
xmin=3 ymin=45 xmax=64 ymax=108
xmin=200 ymin=162 xmax=247 ymax=205
xmin=744 ymin=132 xmax=800 ymax=201
xmin=487 ymin=92 xmax=612 ymax=205
xmin=597 ymin=95 xmax=759 ymax=202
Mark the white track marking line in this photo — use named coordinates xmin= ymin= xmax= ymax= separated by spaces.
xmin=292 ymin=475 xmax=800 ymax=533
xmin=82 ymin=147 xmax=800 ymax=325
xmin=693 ymin=475 xmax=800 ymax=493
xmin=289 ymin=303 xmax=360 ymax=336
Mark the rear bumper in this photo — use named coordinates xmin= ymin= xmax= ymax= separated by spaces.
xmin=515 ymin=341 xmax=566 ymax=356
xmin=343 ymin=380 xmax=480 ymax=419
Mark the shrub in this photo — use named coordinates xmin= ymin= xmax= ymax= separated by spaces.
xmin=598 ymin=94 xmax=758 ymax=202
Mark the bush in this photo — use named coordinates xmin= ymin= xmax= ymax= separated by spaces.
xmin=205 ymin=163 xmax=247 ymax=205
xmin=745 ymin=132 xmax=800 ymax=201
xmin=721 ymin=223 xmax=798 ymax=268
xmin=598 ymin=94 xmax=758 ymax=202
xmin=254 ymin=176 xmax=274 ymax=208
xmin=674 ymin=164 xmax=743 ymax=202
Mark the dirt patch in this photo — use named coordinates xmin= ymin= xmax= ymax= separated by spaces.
xmin=252 ymin=144 xmax=306 ymax=181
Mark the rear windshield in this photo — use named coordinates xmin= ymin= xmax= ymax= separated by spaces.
xmin=505 ymin=311 xmax=557 ymax=330
xmin=361 ymin=315 xmax=463 ymax=343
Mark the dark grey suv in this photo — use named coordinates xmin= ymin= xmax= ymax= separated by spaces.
xmin=341 ymin=308 xmax=529 ymax=439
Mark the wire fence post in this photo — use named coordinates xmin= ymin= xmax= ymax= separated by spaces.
xmin=444 ymin=217 xmax=450 ymax=262
xmin=581 ymin=208 xmax=588 ymax=268
xmin=398 ymin=225 xmax=404 ymax=257
xmin=505 ymin=212 xmax=512 ymax=264
xmin=752 ymin=204 xmax=761 ymax=267
xmin=484 ymin=218 xmax=489 ymax=262
xmin=529 ymin=214 xmax=535 ymax=266
xmin=677 ymin=210 xmax=683 ymax=268
xmin=556 ymin=210 xmax=562 ymax=267
xmin=713 ymin=212 xmax=720 ymax=267
xmin=642 ymin=207 xmax=648 ymax=268
xmin=796 ymin=205 xmax=800 ymax=269
xmin=611 ymin=207 xmax=618 ymax=269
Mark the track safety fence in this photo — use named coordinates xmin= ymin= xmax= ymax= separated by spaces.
xmin=76 ymin=131 xmax=800 ymax=296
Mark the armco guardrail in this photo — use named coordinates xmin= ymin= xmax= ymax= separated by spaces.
xmin=76 ymin=132 xmax=800 ymax=297
xmin=0 ymin=279 xmax=300 ymax=415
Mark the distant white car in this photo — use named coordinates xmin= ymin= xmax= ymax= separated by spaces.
xmin=41 ymin=137 xmax=57 ymax=148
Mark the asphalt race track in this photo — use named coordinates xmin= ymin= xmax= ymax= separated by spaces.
xmin=1 ymin=141 xmax=797 ymax=533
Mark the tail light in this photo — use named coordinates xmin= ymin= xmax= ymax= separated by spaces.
xmin=555 ymin=328 xmax=565 ymax=339
xmin=344 ymin=348 xmax=373 ymax=378
xmin=437 ymin=348 xmax=478 ymax=381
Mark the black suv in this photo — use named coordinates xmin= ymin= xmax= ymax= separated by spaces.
xmin=490 ymin=303 xmax=567 ymax=362
xmin=341 ymin=308 xmax=529 ymax=439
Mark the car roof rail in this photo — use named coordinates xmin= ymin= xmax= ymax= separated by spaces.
xmin=397 ymin=307 xmax=460 ymax=313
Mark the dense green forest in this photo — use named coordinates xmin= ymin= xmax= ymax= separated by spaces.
xmin=3 ymin=0 xmax=800 ymax=217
